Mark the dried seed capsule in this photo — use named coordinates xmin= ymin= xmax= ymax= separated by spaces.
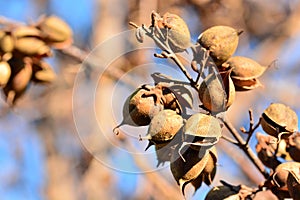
xmin=272 ymin=162 xmax=300 ymax=191
xmin=13 ymin=26 xmax=42 ymax=38
xmin=199 ymin=73 xmax=227 ymax=113
xmin=0 ymin=34 xmax=14 ymax=53
xmin=113 ymin=86 xmax=164 ymax=134
xmin=222 ymin=56 xmax=267 ymax=91
xmin=287 ymin=170 xmax=300 ymax=199
xmin=287 ymin=132 xmax=300 ymax=162
xmin=170 ymin=145 xmax=211 ymax=195
xmin=198 ymin=26 xmax=242 ymax=66
xmin=14 ymin=37 xmax=51 ymax=57
xmin=31 ymin=60 xmax=56 ymax=83
xmin=3 ymin=58 xmax=32 ymax=105
xmin=205 ymin=185 xmax=239 ymax=200
xmin=146 ymin=109 xmax=183 ymax=143
xmin=153 ymin=12 xmax=191 ymax=53
xmin=0 ymin=61 xmax=11 ymax=87
xmin=261 ymin=103 xmax=298 ymax=139
xmin=37 ymin=15 xmax=73 ymax=48
xmin=183 ymin=113 xmax=222 ymax=151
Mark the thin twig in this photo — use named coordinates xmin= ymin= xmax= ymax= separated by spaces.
xmin=221 ymin=135 xmax=239 ymax=146
xmin=240 ymin=109 xmax=261 ymax=145
xmin=222 ymin=117 xmax=269 ymax=179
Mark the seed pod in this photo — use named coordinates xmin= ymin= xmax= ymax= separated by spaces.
xmin=162 ymin=84 xmax=193 ymax=114
xmin=205 ymin=185 xmax=240 ymax=200
xmin=37 ymin=15 xmax=73 ymax=48
xmin=170 ymin=145 xmax=212 ymax=195
xmin=14 ymin=37 xmax=51 ymax=57
xmin=0 ymin=61 xmax=11 ymax=87
xmin=113 ymin=86 xmax=164 ymax=134
xmin=153 ymin=12 xmax=191 ymax=53
xmin=219 ymin=68 xmax=235 ymax=109
xmin=13 ymin=26 xmax=42 ymax=38
xmin=272 ymin=162 xmax=300 ymax=191
xmin=287 ymin=132 xmax=300 ymax=162
xmin=190 ymin=146 xmax=218 ymax=193
xmin=183 ymin=113 xmax=222 ymax=151
xmin=222 ymin=56 xmax=267 ymax=91
xmin=3 ymin=58 xmax=32 ymax=105
xmin=146 ymin=109 xmax=183 ymax=143
xmin=31 ymin=60 xmax=56 ymax=83
xmin=199 ymin=73 xmax=227 ymax=113
xmin=198 ymin=26 xmax=242 ymax=66
xmin=287 ymin=170 xmax=300 ymax=199
xmin=0 ymin=34 xmax=14 ymax=53
xmin=261 ymin=103 xmax=298 ymax=139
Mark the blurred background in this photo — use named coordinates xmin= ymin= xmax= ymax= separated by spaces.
xmin=0 ymin=0 xmax=300 ymax=199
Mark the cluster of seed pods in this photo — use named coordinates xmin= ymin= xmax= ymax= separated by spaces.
xmin=0 ymin=15 xmax=72 ymax=105
xmin=124 ymin=11 xmax=300 ymax=198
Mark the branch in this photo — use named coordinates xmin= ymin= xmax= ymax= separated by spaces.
xmin=222 ymin=117 xmax=269 ymax=179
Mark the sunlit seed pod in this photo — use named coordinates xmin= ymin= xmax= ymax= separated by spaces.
xmin=146 ymin=109 xmax=183 ymax=143
xmin=3 ymin=58 xmax=32 ymax=105
xmin=31 ymin=60 xmax=56 ymax=83
xmin=0 ymin=61 xmax=11 ymax=87
xmin=222 ymin=56 xmax=267 ymax=91
xmin=261 ymin=103 xmax=298 ymax=139
xmin=288 ymin=132 xmax=300 ymax=162
xmin=199 ymin=73 xmax=227 ymax=113
xmin=13 ymin=26 xmax=42 ymax=38
xmin=0 ymin=34 xmax=14 ymax=53
xmin=170 ymin=145 xmax=211 ymax=196
xmin=154 ymin=12 xmax=191 ymax=53
xmin=230 ymin=77 xmax=262 ymax=91
xmin=198 ymin=26 xmax=242 ymax=66
xmin=205 ymin=185 xmax=239 ymax=200
xmin=38 ymin=15 xmax=73 ymax=44
xmin=219 ymin=68 xmax=235 ymax=109
xmin=113 ymin=87 xmax=164 ymax=133
xmin=287 ymin=170 xmax=300 ymax=199
xmin=183 ymin=113 xmax=222 ymax=151
xmin=272 ymin=162 xmax=300 ymax=190
xmin=14 ymin=37 xmax=51 ymax=57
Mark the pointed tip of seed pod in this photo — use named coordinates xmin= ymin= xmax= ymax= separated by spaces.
xmin=144 ymin=140 xmax=154 ymax=151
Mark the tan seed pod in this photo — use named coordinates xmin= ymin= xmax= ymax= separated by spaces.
xmin=182 ymin=113 xmax=222 ymax=151
xmin=0 ymin=61 xmax=11 ymax=87
xmin=31 ymin=60 xmax=56 ymax=83
xmin=3 ymin=58 xmax=32 ymax=105
xmin=205 ymin=184 xmax=240 ymax=200
xmin=219 ymin=68 xmax=235 ymax=109
xmin=272 ymin=162 xmax=300 ymax=191
xmin=113 ymin=86 xmax=164 ymax=134
xmin=288 ymin=132 xmax=300 ymax=162
xmin=198 ymin=26 xmax=242 ymax=66
xmin=13 ymin=26 xmax=42 ymax=38
xmin=15 ymin=37 xmax=51 ymax=57
xmin=153 ymin=12 xmax=191 ymax=53
xmin=199 ymin=73 xmax=227 ymax=113
xmin=38 ymin=15 xmax=73 ymax=47
xmin=287 ymin=170 xmax=300 ymax=199
xmin=146 ymin=109 xmax=183 ymax=143
xmin=222 ymin=56 xmax=267 ymax=91
xmin=261 ymin=103 xmax=298 ymax=139
xmin=0 ymin=34 xmax=14 ymax=53
xmin=170 ymin=146 xmax=211 ymax=195
xmin=190 ymin=146 xmax=218 ymax=193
